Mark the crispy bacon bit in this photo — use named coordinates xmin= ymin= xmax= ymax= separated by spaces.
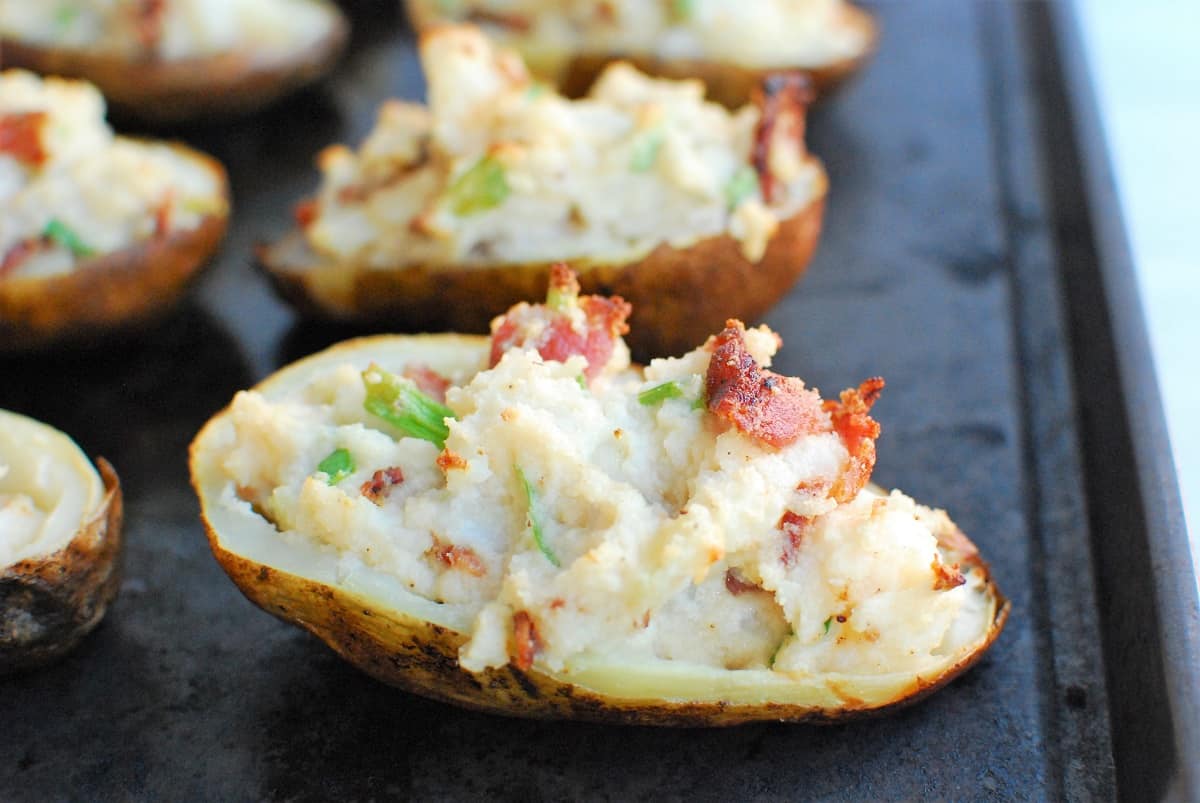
xmin=724 ymin=568 xmax=766 ymax=596
xmin=429 ymin=538 xmax=487 ymax=577
xmin=549 ymin=598 xmax=566 ymax=610
xmin=512 ymin=611 xmax=542 ymax=671
xmin=153 ymin=192 xmax=174 ymax=237
xmin=359 ymin=467 xmax=405 ymax=505
xmin=403 ymin=363 xmax=451 ymax=403
xmin=489 ymin=264 xmax=631 ymax=382
xmin=823 ymin=377 xmax=885 ymax=502
xmin=131 ymin=0 xmax=166 ymax=51
xmin=465 ymin=9 xmax=533 ymax=31
xmin=751 ymin=73 xmax=813 ymax=205
xmin=436 ymin=449 xmax=468 ymax=471
xmin=0 ymin=112 xmax=49 ymax=167
xmin=0 ymin=238 xmax=42 ymax=279
xmin=779 ymin=510 xmax=813 ymax=568
xmin=293 ymin=199 xmax=319 ymax=229
xmin=932 ymin=559 xmax=966 ymax=591
xmin=704 ymin=320 xmax=825 ymax=448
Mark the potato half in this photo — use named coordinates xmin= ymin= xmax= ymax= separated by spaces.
xmin=0 ymin=409 xmax=123 ymax=675
xmin=190 ymin=334 xmax=1008 ymax=725
xmin=0 ymin=1 xmax=348 ymax=123
xmin=0 ymin=143 xmax=229 ymax=353
xmin=406 ymin=2 xmax=877 ymax=107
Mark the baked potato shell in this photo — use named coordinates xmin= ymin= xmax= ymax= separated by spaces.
xmin=1 ymin=411 xmax=124 ymax=676
xmin=190 ymin=334 xmax=1010 ymax=725
xmin=0 ymin=0 xmax=348 ymax=123
xmin=261 ymin=186 xmax=825 ymax=360
xmin=406 ymin=2 xmax=877 ymax=107
xmin=0 ymin=144 xmax=229 ymax=353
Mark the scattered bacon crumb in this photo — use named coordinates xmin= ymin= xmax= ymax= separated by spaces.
xmin=403 ymin=363 xmax=451 ymax=403
xmin=779 ymin=511 xmax=813 ymax=568
xmin=359 ymin=467 xmax=405 ymax=505
xmin=0 ymin=238 xmax=42 ymax=278
xmin=489 ymin=264 xmax=631 ymax=382
xmin=0 ymin=112 xmax=48 ymax=167
xmin=132 ymin=0 xmax=166 ymax=51
xmin=429 ymin=538 xmax=487 ymax=577
xmin=823 ymin=377 xmax=884 ymax=502
xmin=724 ymin=568 xmax=766 ymax=596
xmin=932 ymin=559 xmax=966 ymax=591
xmin=293 ymin=199 xmax=319 ymax=229
xmin=549 ymin=598 xmax=565 ymax=610
xmin=751 ymin=73 xmax=813 ymax=205
xmin=153 ymin=191 xmax=174 ymax=237
xmin=704 ymin=321 xmax=826 ymax=449
xmin=465 ymin=9 xmax=532 ymax=31
xmin=512 ymin=611 xmax=542 ymax=671
xmin=436 ymin=449 xmax=468 ymax=471
xmin=640 ymin=610 xmax=651 ymax=629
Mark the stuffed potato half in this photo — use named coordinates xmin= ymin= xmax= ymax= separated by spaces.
xmin=1 ymin=409 xmax=123 ymax=675
xmin=0 ymin=0 xmax=348 ymax=122
xmin=262 ymin=25 xmax=827 ymax=359
xmin=405 ymin=0 xmax=877 ymax=107
xmin=191 ymin=273 xmax=1007 ymax=724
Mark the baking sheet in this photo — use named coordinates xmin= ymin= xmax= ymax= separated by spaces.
xmin=2 ymin=1 xmax=1194 ymax=799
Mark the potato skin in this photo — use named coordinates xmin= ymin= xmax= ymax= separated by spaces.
xmin=0 ymin=4 xmax=347 ymax=123
xmin=0 ymin=145 xmax=229 ymax=353
xmin=0 ymin=458 xmax=123 ymax=676
xmin=262 ymin=192 xmax=825 ymax=359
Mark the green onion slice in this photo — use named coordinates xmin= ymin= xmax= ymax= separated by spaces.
xmin=316 ymin=448 xmax=355 ymax=485
xmin=43 ymin=219 xmax=93 ymax=257
xmin=515 ymin=465 xmax=560 ymax=567
xmin=724 ymin=166 xmax=761 ymax=210
xmin=362 ymin=364 xmax=456 ymax=448
xmin=638 ymin=381 xmax=685 ymax=406
xmin=448 ymin=156 xmax=510 ymax=216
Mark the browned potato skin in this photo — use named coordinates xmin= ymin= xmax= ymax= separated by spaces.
xmin=407 ymin=3 xmax=877 ymax=107
xmin=261 ymin=193 xmax=825 ymax=359
xmin=0 ymin=5 xmax=348 ymax=123
xmin=200 ymin=501 xmax=1008 ymax=725
xmin=0 ymin=458 xmax=123 ymax=676
xmin=0 ymin=145 xmax=229 ymax=352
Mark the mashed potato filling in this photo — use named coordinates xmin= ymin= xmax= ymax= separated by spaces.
xmin=0 ymin=70 xmax=225 ymax=279
xmin=300 ymin=25 xmax=824 ymax=271
xmin=0 ymin=0 xmax=334 ymax=62
xmin=212 ymin=311 xmax=985 ymax=678
xmin=411 ymin=0 xmax=870 ymax=71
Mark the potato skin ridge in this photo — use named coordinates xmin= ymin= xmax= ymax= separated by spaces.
xmin=0 ymin=458 xmax=124 ymax=676
xmin=262 ymin=190 xmax=825 ymax=360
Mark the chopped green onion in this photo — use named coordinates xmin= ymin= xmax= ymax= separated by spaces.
xmin=316 ymin=448 xmax=355 ymax=485
xmin=54 ymin=4 xmax=79 ymax=32
xmin=515 ymin=465 xmax=559 ymax=567
xmin=671 ymin=0 xmax=696 ymax=21
xmin=823 ymin=616 xmax=833 ymax=635
xmin=448 ymin=156 xmax=510 ymax=216
xmin=576 ymin=374 xmax=588 ymax=390
xmin=629 ymin=129 xmax=664 ymax=172
xmin=525 ymin=82 xmax=549 ymax=100
xmin=768 ymin=630 xmax=792 ymax=668
xmin=724 ymin=166 xmax=760 ymax=210
xmin=691 ymin=395 xmax=708 ymax=411
xmin=638 ymin=381 xmax=684 ymax=406
xmin=43 ymin=219 xmax=93 ymax=258
xmin=362 ymin=364 xmax=456 ymax=449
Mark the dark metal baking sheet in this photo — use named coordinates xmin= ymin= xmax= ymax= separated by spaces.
xmin=2 ymin=1 xmax=1195 ymax=800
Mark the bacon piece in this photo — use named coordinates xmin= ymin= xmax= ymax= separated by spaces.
xmin=704 ymin=321 xmax=825 ymax=448
xmin=724 ymin=568 xmax=766 ymax=596
xmin=751 ymin=73 xmax=813 ymax=205
xmin=932 ymin=559 xmax=966 ymax=591
xmin=403 ymin=363 xmax=451 ymax=403
xmin=429 ymin=538 xmax=487 ymax=577
xmin=436 ymin=449 xmax=468 ymax=471
xmin=0 ymin=238 xmax=43 ymax=279
xmin=465 ymin=10 xmax=532 ymax=32
xmin=823 ymin=378 xmax=884 ymax=503
xmin=153 ymin=192 xmax=174 ymax=237
xmin=359 ymin=467 xmax=405 ymax=505
xmin=293 ymin=199 xmax=319 ymax=229
xmin=0 ymin=112 xmax=48 ymax=167
xmin=779 ymin=511 xmax=813 ymax=568
xmin=131 ymin=0 xmax=166 ymax=51
xmin=512 ymin=611 xmax=542 ymax=671
xmin=489 ymin=264 xmax=631 ymax=382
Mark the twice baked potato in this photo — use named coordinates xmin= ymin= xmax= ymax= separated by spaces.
xmin=0 ymin=70 xmax=229 ymax=351
xmin=191 ymin=268 xmax=1008 ymax=724
xmin=0 ymin=0 xmax=348 ymax=122
xmin=405 ymin=0 xmax=877 ymax=106
xmin=262 ymin=25 xmax=827 ymax=359
xmin=1 ymin=409 xmax=123 ymax=675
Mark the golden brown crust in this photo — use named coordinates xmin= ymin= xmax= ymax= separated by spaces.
xmin=0 ymin=458 xmax=124 ymax=676
xmin=260 ymin=192 xmax=825 ymax=359
xmin=0 ymin=2 xmax=348 ymax=122
xmin=0 ymin=144 xmax=229 ymax=352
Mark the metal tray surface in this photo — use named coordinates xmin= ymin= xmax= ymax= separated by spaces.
xmin=1 ymin=2 xmax=1194 ymax=800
